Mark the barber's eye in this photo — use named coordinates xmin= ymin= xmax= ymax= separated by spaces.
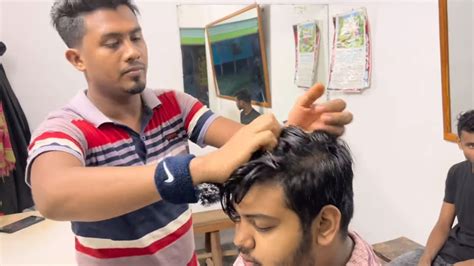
xmin=131 ymin=35 xmax=142 ymax=42
xmin=104 ymin=40 xmax=120 ymax=49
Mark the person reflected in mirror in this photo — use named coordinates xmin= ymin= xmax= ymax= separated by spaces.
xmin=390 ymin=110 xmax=474 ymax=266
xmin=222 ymin=127 xmax=380 ymax=266
xmin=235 ymin=89 xmax=261 ymax=125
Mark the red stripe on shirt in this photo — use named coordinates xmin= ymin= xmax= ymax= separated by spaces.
xmin=72 ymin=120 xmax=130 ymax=149
xmin=144 ymin=92 xmax=182 ymax=132
xmin=187 ymin=253 xmax=198 ymax=266
xmin=29 ymin=131 xmax=84 ymax=154
xmin=75 ymin=216 xmax=193 ymax=259
xmin=184 ymin=102 xmax=204 ymax=133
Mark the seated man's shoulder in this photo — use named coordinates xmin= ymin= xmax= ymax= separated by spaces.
xmin=450 ymin=160 xmax=470 ymax=172
xmin=347 ymin=231 xmax=382 ymax=266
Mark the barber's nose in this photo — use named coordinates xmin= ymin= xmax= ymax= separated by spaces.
xmin=233 ymin=222 xmax=255 ymax=250
xmin=124 ymin=40 xmax=141 ymax=62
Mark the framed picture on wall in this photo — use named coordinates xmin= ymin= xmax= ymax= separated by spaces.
xmin=206 ymin=4 xmax=271 ymax=107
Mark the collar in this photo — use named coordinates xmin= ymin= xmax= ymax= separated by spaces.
xmin=67 ymin=88 xmax=161 ymax=128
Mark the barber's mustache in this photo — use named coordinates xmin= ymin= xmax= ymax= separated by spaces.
xmin=121 ymin=62 xmax=146 ymax=76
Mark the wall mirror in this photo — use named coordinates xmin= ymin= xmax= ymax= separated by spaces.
xmin=206 ymin=4 xmax=271 ymax=107
xmin=439 ymin=0 xmax=473 ymax=142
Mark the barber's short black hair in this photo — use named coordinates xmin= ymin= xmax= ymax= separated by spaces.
xmin=221 ymin=127 xmax=354 ymax=234
xmin=235 ymin=89 xmax=252 ymax=103
xmin=51 ymin=0 xmax=139 ymax=48
xmin=457 ymin=110 xmax=474 ymax=136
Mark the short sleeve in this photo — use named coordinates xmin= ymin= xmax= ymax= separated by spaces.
xmin=173 ymin=90 xmax=217 ymax=147
xmin=444 ymin=164 xmax=458 ymax=204
xmin=26 ymin=114 xmax=87 ymax=186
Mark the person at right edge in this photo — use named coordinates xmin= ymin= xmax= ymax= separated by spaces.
xmin=390 ymin=110 xmax=474 ymax=266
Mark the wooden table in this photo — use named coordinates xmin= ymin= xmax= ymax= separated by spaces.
xmin=372 ymin=236 xmax=424 ymax=263
xmin=192 ymin=209 xmax=237 ymax=266
xmin=0 ymin=211 xmax=76 ymax=266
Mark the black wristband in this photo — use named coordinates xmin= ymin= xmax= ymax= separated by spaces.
xmin=154 ymin=154 xmax=199 ymax=204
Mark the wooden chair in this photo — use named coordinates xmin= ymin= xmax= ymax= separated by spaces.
xmin=372 ymin=237 xmax=424 ymax=263
xmin=192 ymin=209 xmax=238 ymax=266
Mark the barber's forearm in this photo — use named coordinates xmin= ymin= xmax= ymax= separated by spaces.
xmin=189 ymin=151 xmax=232 ymax=185
xmin=204 ymin=117 xmax=243 ymax=148
xmin=33 ymin=164 xmax=159 ymax=222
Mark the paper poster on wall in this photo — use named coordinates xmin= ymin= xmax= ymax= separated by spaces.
xmin=179 ymin=28 xmax=210 ymax=107
xmin=328 ymin=8 xmax=371 ymax=92
xmin=294 ymin=21 xmax=321 ymax=88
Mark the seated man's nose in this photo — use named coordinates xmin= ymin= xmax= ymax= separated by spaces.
xmin=234 ymin=233 xmax=255 ymax=250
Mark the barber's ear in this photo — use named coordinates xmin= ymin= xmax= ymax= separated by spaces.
xmin=312 ymin=205 xmax=341 ymax=246
xmin=65 ymin=49 xmax=86 ymax=72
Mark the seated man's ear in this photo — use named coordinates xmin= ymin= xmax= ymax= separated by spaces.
xmin=312 ymin=205 xmax=341 ymax=246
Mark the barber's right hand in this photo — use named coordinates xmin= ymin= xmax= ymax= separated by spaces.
xmin=191 ymin=113 xmax=281 ymax=184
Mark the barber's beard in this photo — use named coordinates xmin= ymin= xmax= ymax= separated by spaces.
xmin=126 ymin=77 xmax=146 ymax=95
xmin=127 ymin=85 xmax=145 ymax=95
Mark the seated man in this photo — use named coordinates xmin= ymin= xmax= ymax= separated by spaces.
xmin=220 ymin=127 xmax=380 ymax=266
xmin=390 ymin=110 xmax=474 ymax=266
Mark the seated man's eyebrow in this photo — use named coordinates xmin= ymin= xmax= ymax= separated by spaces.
xmin=243 ymin=214 xmax=279 ymax=221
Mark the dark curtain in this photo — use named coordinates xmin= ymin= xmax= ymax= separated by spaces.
xmin=0 ymin=63 xmax=33 ymax=215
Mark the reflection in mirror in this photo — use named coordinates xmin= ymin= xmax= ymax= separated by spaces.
xmin=179 ymin=28 xmax=210 ymax=107
xmin=206 ymin=4 xmax=271 ymax=107
xmin=439 ymin=0 xmax=473 ymax=142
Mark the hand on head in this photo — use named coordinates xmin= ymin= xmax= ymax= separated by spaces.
xmin=287 ymin=83 xmax=353 ymax=136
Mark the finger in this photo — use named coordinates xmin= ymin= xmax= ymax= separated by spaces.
xmin=268 ymin=114 xmax=282 ymax=137
xmin=254 ymin=130 xmax=279 ymax=152
xmin=247 ymin=113 xmax=279 ymax=133
xmin=312 ymin=124 xmax=346 ymax=136
xmin=320 ymin=111 xmax=353 ymax=126
xmin=296 ymin=83 xmax=325 ymax=108
xmin=315 ymin=98 xmax=347 ymax=113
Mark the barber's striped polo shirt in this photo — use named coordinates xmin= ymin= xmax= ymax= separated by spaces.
xmin=26 ymin=89 xmax=217 ymax=265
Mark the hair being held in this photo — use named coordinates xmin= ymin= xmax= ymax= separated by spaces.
xmin=221 ymin=126 xmax=354 ymax=235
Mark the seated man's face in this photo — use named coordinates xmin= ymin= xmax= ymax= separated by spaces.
xmin=233 ymin=182 xmax=315 ymax=266
xmin=459 ymin=130 xmax=474 ymax=165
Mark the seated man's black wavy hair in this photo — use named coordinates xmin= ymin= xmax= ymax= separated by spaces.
xmin=220 ymin=126 xmax=354 ymax=235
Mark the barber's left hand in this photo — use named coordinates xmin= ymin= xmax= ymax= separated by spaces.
xmin=287 ymin=83 xmax=353 ymax=136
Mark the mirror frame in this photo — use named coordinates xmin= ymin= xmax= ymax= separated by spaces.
xmin=439 ymin=0 xmax=457 ymax=142
xmin=206 ymin=4 xmax=272 ymax=107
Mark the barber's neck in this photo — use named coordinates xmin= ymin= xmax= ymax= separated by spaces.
xmin=87 ymin=86 xmax=143 ymax=130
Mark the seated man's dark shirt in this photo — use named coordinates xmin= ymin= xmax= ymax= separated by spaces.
xmin=439 ymin=160 xmax=474 ymax=263
xmin=240 ymin=109 xmax=261 ymax=125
